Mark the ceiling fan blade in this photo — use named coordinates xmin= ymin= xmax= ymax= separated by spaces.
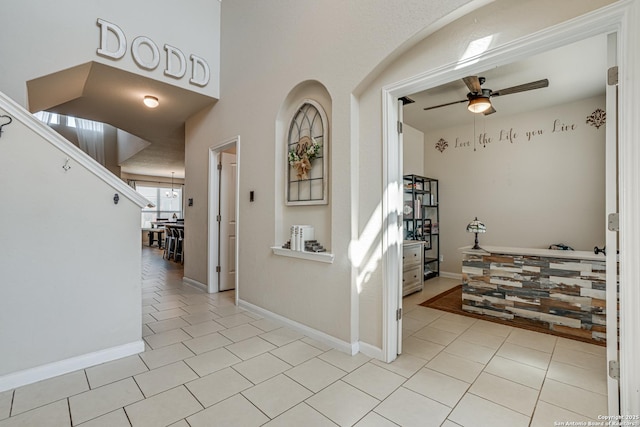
xmin=462 ymin=76 xmax=482 ymax=93
xmin=492 ymin=79 xmax=549 ymax=97
xmin=423 ymin=99 xmax=467 ymax=111
xmin=483 ymin=105 xmax=496 ymax=115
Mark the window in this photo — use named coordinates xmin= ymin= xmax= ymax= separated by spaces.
xmin=137 ymin=185 xmax=183 ymax=227
xmin=286 ymin=99 xmax=329 ymax=205
xmin=33 ymin=111 xmax=60 ymax=125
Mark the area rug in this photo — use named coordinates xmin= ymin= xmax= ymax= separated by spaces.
xmin=419 ymin=285 xmax=605 ymax=346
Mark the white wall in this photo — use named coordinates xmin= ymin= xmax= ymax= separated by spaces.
xmin=423 ymin=96 xmax=606 ymax=274
xmin=0 ymin=0 xmax=220 ymax=107
xmin=0 ymin=2 xmax=218 ymax=385
xmin=403 ymin=124 xmax=425 ymax=176
xmin=0 ymin=104 xmax=143 ymax=389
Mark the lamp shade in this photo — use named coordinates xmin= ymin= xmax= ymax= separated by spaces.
xmin=467 ymin=96 xmax=492 ymax=113
xmin=466 ymin=217 xmax=486 ymax=233
xmin=467 ymin=217 xmax=486 ymax=250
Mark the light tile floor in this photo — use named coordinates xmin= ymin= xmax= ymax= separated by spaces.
xmin=0 ymin=247 xmax=609 ymax=426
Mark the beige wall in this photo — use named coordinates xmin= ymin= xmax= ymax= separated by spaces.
xmin=423 ymin=96 xmax=606 ymax=274
xmin=185 ymin=0 xmax=477 ymax=347
xmin=185 ymin=0 xmax=615 ymax=351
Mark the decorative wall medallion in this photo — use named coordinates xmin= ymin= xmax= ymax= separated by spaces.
xmin=586 ymin=108 xmax=606 ymax=129
xmin=435 ymin=138 xmax=448 ymax=153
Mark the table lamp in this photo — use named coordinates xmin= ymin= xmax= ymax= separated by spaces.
xmin=466 ymin=217 xmax=486 ymax=250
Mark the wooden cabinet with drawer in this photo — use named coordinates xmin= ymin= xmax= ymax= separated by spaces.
xmin=402 ymin=241 xmax=424 ymax=296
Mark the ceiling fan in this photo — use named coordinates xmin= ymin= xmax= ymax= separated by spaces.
xmin=423 ymin=76 xmax=549 ymax=115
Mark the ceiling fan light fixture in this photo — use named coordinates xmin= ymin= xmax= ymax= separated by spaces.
xmin=467 ymin=96 xmax=492 ymax=113
xmin=143 ymin=95 xmax=159 ymax=108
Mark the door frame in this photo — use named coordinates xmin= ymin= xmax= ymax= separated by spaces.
xmin=381 ymin=1 xmax=640 ymax=413
xmin=208 ymin=136 xmax=241 ymax=302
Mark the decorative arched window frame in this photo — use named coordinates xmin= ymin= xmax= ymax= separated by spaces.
xmin=286 ymin=99 xmax=329 ymax=205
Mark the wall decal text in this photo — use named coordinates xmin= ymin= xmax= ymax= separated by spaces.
xmin=436 ymin=118 xmax=581 ymax=153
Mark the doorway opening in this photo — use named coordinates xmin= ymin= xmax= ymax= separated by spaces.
xmin=208 ymin=137 xmax=240 ymax=302
xmin=380 ymin=4 xmax=632 ymax=415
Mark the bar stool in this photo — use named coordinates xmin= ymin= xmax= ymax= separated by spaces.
xmin=163 ymin=227 xmax=176 ymax=260
xmin=174 ymin=228 xmax=184 ymax=264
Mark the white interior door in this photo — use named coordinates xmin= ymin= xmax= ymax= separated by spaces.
xmin=605 ymin=32 xmax=620 ymax=415
xmin=219 ymin=152 xmax=237 ymax=291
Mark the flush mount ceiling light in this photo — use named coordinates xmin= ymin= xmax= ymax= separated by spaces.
xmin=143 ymin=95 xmax=159 ymax=108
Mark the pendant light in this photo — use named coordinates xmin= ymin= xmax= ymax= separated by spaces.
xmin=165 ymin=172 xmax=178 ymax=198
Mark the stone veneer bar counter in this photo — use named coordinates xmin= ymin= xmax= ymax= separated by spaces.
xmin=461 ymin=246 xmax=608 ymax=343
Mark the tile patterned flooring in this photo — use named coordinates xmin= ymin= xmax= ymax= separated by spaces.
xmin=0 ymin=247 xmax=609 ymax=426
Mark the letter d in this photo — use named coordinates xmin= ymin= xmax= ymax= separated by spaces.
xmin=190 ymin=54 xmax=210 ymax=87
xmin=97 ymin=19 xmax=126 ymax=60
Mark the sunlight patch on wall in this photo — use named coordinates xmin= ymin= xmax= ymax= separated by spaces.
xmin=349 ymin=182 xmax=402 ymax=293
xmin=455 ymin=34 xmax=495 ymax=69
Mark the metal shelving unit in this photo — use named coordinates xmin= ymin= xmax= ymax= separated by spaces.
xmin=403 ymin=174 xmax=440 ymax=280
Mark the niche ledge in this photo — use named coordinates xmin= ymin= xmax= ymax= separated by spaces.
xmin=271 ymin=247 xmax=334 ymax=263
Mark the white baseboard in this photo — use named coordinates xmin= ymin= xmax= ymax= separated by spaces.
xmin=238 ymin=299 xmax=357 ymax=356
xmin=0 ymin=340 xmax=144 ymax=393
xmin=183 ymin=276 xmax=208 ymax=292
xmin=440 ymin=271 xmax=463 ymax=281
xmin=358 ymin=341 xmax=383 ymax=360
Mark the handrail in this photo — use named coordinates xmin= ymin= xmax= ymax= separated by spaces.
xmin=0 ymin=90 xmax=153 ymax=208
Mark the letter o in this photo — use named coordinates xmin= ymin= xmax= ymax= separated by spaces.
xmin=131 ymin=36 xmax=160 ymax=70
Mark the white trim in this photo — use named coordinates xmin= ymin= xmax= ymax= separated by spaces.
xmin=208 ymin=136 xmax=241 ymax=300
xmin=0 ymin=92 xmax=150 ymax=209
xmin=605 ymin=31 xmax=621 ymax=414
xmin=358 ymin=341 xmax=383 ymax=360
xmin=381 ymin=90 xmax=403 ymax=363
xmin=238 ymin=299 xmax=357 ymax=356
xmin=183 ymin=276 xmax=207 ymax=292
xmin=0 ymin=340 xmax=144 ymax=393
xmin=439 ymin=271 xmax=462 ymax=281
xmin=271 ymin=247 xmax=335 ymax=263
xmin=617 ymin=0 xmax=640 ymax=415
xmin=380 ymin=0 xmax=637 ymax=403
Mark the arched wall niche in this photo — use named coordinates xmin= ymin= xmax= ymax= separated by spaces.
xmin=275 ymin=80 xmax=333 ymax=250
